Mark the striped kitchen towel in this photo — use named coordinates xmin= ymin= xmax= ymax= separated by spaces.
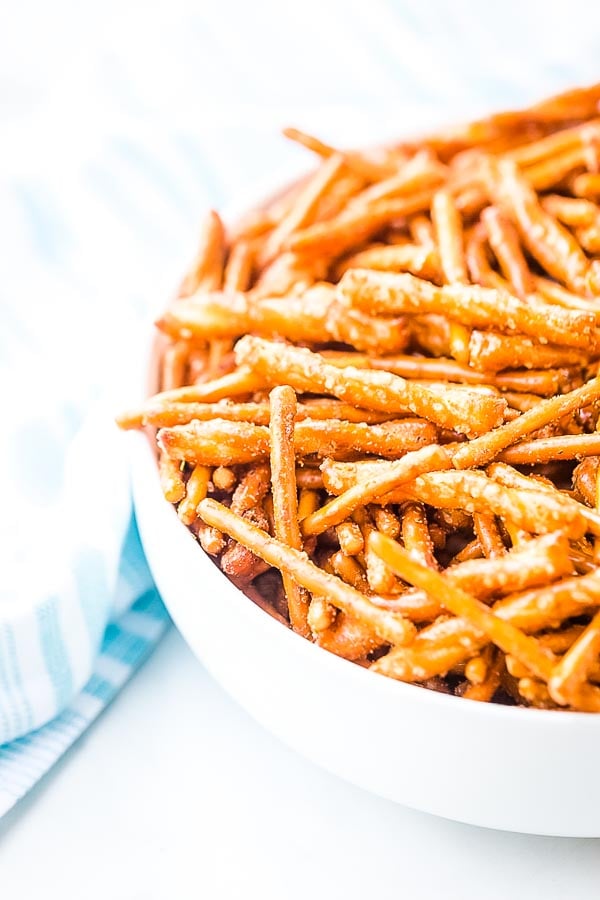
xmin=0 ymin=515 xmax=170 ymax=817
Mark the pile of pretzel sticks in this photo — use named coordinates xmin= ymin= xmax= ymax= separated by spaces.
xmin=119 ymin=83 xmax=600 ymax=710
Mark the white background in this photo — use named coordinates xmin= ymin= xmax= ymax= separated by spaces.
xmin=2 ymin=1 xmax=600 ymax=895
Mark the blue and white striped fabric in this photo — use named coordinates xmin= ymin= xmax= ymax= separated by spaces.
xmin=1 ymin=0 xmax=599 ymax=818
xmin=0 ymin=518 xmax=169 ymax=816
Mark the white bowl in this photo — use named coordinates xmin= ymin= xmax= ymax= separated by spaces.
xmin=132 ymin=433 xmax=600 ymax=837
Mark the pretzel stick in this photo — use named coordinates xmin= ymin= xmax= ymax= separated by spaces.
xmin=525 ymin=145 xmax=596 ymax=191
xmin=259 ymin=154 xmax=346 ymax=265
xmin=281 ymin=127 xmax=399 ymax=181
xmin=339 ymin=269 xmax=597 ymax=348
xmin=321 ymin=462 xmax=593 ymax=536
xmin=487 ymin=159 xmax=597 ymax=295
xmin=369 ymin=533 xmax=556 ymax=682
xmin=571 ymin=172 xmax=600 ymax=199
xmin=548 ymin=610 xmax=600 ymax=707
xmin=212 ymin=466 xmax=236 ymax=491
xmin=231 ymin=464 xmax=271 ymax=514
xmin=331 ymin=550 xmax=370 ymax=592
xmin=307 ymin=595 xmax=336 ymax=633
xmin=178 ymin=464 xmax=211 ymax=525
xmin=498 ymin=433 xmax=600 ymax=464
xmin=285 ymin=191 xmax=436 ymax=257
xmin=198 ymin=498 xmax=415 ymax=646
xmin=463 ymin=650 xmax=503 ymax=702
xmin=481 ymin=206 xmax=533 ymax=299
xmin=158 ymin=453 xmax=185 ymax=503
xmin=576 ymin=223 xmax=600 ymax=254
xmin=401 ymin=502 xmax=438 ymax=568
xmin=295 ymin=469 xmax=324 ymax=491
xmin=339 ymin=243 xmax=440 ymax=280
xmin=468 ymin=330 xmax=586 ymax=373
xmin=161 ymin=341 xmax=189 ymax=391
xmin=121 ymin=396 xmax=408 ymax=431
xmin=347 ymin=150 xmax=447 ymax=208
xmin=409 ymin=215 xmax=435 ymax=245
xmin=506 ymin=119 xmax=600 ymax=167
xmin=334 ymin=351 xmax=580 ymax=396
xmin=465 ymin=223 xmax=510 ymax=290
xmin=269 ymin=386 xmax=310 ymax=636
xmin=336 ymin=521 xmax=364 ymax=556
xmin=297 ymin=488 xmax=321 ymax=521
xmin=451 ymin=374 xmax=600 ymax=469
xmin=234 ymin=336 xmax=506 ymax=436
xmin=372 ymin=507 xmax=401 ymax=539
xmin=533 ymin=276 xmax=600 ymax=314
xmin=541 ymin=195 xmax=600 ymax=228
xmin=573 ymin=457 xmax=600 ymax=506
xmin=159 ymin=289 xmax=409 ymax=355
xmin=472 ymin=512 xmax=505 ymax=558
xmin=431 ymin=189 xmax=468 ymax=284
xmin=224 ymin=240 xmax=254 ymax=292
xmin=316 ymin=611 xmax=384 ymax=660
xmin=159 ymin=417 xmax=438 ymax=466
xmin=451 ymin=539 xmax=484 ymax=564
xmin=301 ymin=445 xmax=451 ymax=537
xmin=492 ymin=570 xmax=600 ymax=632
xmin=178 ymin=210 xmax=225 ymax=297
xmin=431 ymin=189 xmax=471 ymax=363
xmin=465 ymin=652 xmax=490 ymax=685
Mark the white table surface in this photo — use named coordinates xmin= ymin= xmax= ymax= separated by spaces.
xmin=1 ymin=627 xmax=599 ymax=900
